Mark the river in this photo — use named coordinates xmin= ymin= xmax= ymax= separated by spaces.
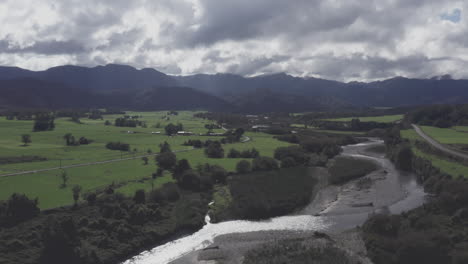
xmin=124 ymin=139 xmax=426 ymax=264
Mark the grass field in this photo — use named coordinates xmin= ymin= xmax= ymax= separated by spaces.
xmin=324 ymin=114 xmax=403 ymax=123
xmin=401 ymin=129 xmax=468 ymax=178
xmin=311 ymin=129 xmax=366 ymax=135
xmin=0 ymin=111 xmax=292 ymax=209
xmin=420 ymin=126 xmax=468 ymax=144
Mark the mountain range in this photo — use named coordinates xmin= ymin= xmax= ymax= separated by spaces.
xmin=0 ymin=64 xmax=467 ymax=112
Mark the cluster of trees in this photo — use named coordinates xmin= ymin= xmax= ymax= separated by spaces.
xmin=275 ymin=131 xmax=357 ymax=166
xmin=274 ymin=146 xmax=310 ymax=168
xmin=63 ymin=133 xmax=92 ymax=146
xmin=114 ymin=117 xmax=145 ymax=127
xmin=4 ymin=111 xmax=34 ymax=120
xmin=405 ymin=104 xmax=468 ymax=128
xmin=183 ymin=139 xmax=204 ymax=148
xmin=87 ymin=110 xmax=103 ymax=120
xmin=204 ymin=123 xmax=221 ymax=132
xmin=193 ymin=112 xmax=248 ymax=127
xmin=227 ymin=167 xmax=315 ymax=220
xmin=155 ymin=142 xmax=228 ymax=191
xmin=0 ymin=155 xmax=46 ymax=165
xmin=384 ymin=127 xmax=413 ymax=171
xmin=0 ymin=193 xmax=39 ymax=226
xmin=33 ymin=113 xmax=55 ymax=132
xmin=164 ymin=123 xmax=184 ymax=135
xmin=227 ymin=148 xmax=260 ymax=159
xmin=105 ymin=142 xmax=130 ymax=151
xmin=222 ymin=128 xmax=245 ymax=143
xmin=204 ymin=141 xmax=224 ymax=158
xmin=0 ymin=184 xmax=210 ymax=264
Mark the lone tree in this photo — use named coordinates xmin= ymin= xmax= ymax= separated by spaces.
xmin=21 ymin=134 xmax=31 ymax=146
xmin=60 ymin=170 xmax=68 ymax=189
xmin=142 ymin=156 xmax=149 ymax=165
xmin=159 ymin=141 xmax=172 ymax=153
xmin=72 ymin=185 xmax=82 ymax=207
xmin=205 ymin=141 xmax=224 ymax=158
xmin=173 ymin=159 xmax=192 ymax=182
xmin=63 ymin=133 xmax=73 ymax=146
xmin=156 ymin=152 xmax=177 ymax=171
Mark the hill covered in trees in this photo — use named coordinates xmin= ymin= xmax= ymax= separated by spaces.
xmin=1 ymin=64 xmax=468 ymax=112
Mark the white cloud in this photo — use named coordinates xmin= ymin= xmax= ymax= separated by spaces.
xmin=0 ymin=0 xmax=466 ymax=81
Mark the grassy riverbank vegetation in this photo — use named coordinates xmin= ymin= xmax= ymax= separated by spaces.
xmin=328 ymin=157 xmax=378 ymax=184
xmin=244 ymin=235 xmax=356 ymax=264
xmin=324 ymin=114 xmax=403 ymax=123
xmin=227 ymin=167 xmax=317 ymax=220
xmin=363 ymin=127 xmax=468 ymax=264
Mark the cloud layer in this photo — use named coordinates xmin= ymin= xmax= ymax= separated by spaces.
xmin=0 ymin=0 xmax=467 ymax=81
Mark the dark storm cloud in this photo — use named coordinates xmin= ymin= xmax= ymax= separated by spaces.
xmin=225 ymin=55 xmax=290 ymax=75
xmin=0 ymin=39 xmax=86 ymax=55
xmin=178 ymin=0 xmax=370 ymax=47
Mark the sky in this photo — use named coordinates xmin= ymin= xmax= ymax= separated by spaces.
xmin=0 ymin=0 xmax=467 ymax=81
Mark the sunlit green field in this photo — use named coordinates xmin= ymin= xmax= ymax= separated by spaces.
xmin=420 ymin=126 xmax=468 ymax=144
xmin=401 ymin=129 xmax=468 ymax=178
xmin=311 ymin=129 xmax=366 ymax=135
xmin=0 ymin=111 xmax=292 ymax=209
xmin=324 ymin=114 xmax=403 ymax=123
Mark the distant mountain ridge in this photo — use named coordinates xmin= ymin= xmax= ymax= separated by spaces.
xmin=0 ymin=64 xmax=468 ymax=112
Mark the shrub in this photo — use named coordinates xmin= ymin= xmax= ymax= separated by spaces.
xmin=161 ymin=183 xmax=180 ymax=202
xmin=204 ymin=141 xmax=224 ymax=158
xmin=280 ymin=157 xmax=297 ymax=168
xmin=252 ymin=157 xmax=279 ymax=171
xmin=236 ymin=160 xmax=252 ymax=174
xmin=105 ymin=142 xmax=130 ymax=151
xmin=328 ymin=157 xmax=377 ymax=184
xmin=133 ymin=189 xmax=146 ymax=204
xmin=274 ymin=146 xmax=309 ymax=165
xmin=227 ymin=148 xmax=241 ymax=158
xmin=4 ymin=193 xmax=39 ymax=223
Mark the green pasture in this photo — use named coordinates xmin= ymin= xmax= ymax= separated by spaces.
xmin=324 ymin=114 xmax=403 ymax=123
xmin=420 ymin=126 xmax=468 ymax=145
xmin=312 ymin=129 xmax=366 ymax=135
xmin=0 ymin=111 xmax=292 ymax=209
xmin=401 ymin=129 xmax=468 ymax=178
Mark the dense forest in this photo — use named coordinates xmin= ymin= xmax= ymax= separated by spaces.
xmin=404 ymin=104 xmax=468 ymax=127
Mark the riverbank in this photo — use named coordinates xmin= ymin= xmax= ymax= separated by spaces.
xmin=125 ymin=139 xmax=426 ymax=264
xmin=362 ymin=129 xmax=468 ymax=264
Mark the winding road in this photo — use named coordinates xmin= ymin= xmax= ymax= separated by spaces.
xmin=411 ymin=124 xmax=468 ymax=161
